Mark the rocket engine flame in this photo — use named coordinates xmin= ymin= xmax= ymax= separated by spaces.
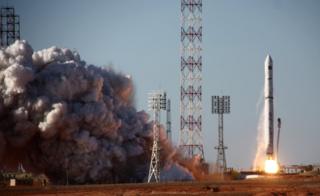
xmin=0 ymin=40 xmax=197 ymax=184
xmin=264 ymin=158 xmax=279 ymax=174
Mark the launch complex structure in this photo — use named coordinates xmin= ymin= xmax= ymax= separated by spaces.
xmin=0 ymin=6 xmax=20 ymax=47
xmin=148 ymin=0 xmax=231 ymax=182
xmin=179 ymin=0 xmax=205 ymax=161
xmin=147 ymin=91 xmax=167 ymax=183
xmin=212 ymin=96 xmax=230 ymax=173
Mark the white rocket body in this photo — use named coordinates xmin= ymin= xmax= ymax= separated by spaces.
xmin=265 ymin=55 xmax=274 ymax=159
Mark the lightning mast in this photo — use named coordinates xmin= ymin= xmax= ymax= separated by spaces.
xmin=0 ymin=6 xmax=20 ymax=47
xmin=212 ymin=96 xmax=230 ymax=173
xmin=179 ymin=0 xmax=205 ymax=160
xmin=147 ymin=91 xmax=166 ymax=183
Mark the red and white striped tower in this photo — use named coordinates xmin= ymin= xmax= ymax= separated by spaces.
xmin=179 ymin=0 xmax=205 ymax=160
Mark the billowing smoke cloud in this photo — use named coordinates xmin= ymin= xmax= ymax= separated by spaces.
xmin=0 ymin=40 xmax=197 ymax=184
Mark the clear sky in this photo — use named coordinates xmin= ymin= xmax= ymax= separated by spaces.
xmin=6 ymin=0 xmax=320 ymax=169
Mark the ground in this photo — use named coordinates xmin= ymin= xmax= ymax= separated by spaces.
xmin=1 ymin=175 xmax=320 ymax=195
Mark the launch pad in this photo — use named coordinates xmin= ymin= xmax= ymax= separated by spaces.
xmin=2 ymin=175 xmax=320 ymax=195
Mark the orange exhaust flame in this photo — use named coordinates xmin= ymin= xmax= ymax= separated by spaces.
xmin=264 ymin=158 xmax=279 ymax=174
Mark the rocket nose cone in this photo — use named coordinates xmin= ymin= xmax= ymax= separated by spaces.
xmin=265 ymin=54 xmax=273 ymax=66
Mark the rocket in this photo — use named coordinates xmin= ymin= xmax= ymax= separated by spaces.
xmin=265 ymin=55 xmax=274 ymax=159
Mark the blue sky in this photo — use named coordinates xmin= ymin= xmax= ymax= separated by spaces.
xmin=7 ymin=0 xmax=320 ymax=169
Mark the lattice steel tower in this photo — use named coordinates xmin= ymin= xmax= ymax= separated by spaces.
xmin=212 ymin=96 xmax=230 ymax=173
xmin=147 ymin=91 xmax=166 ymax=183
xmin=0 ymin=6 xmax=20 ymax=47
xmin=179 ymin=0 xmax=204 ymax=160
xmin=166 ymin=99 xmax=171 ymax=141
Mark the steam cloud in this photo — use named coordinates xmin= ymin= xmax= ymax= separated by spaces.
xmin=0 ymin=40 xmax=194 ymax=184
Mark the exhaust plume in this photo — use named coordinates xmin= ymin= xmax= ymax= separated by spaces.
xmin=0 ymin=40 xmax=196 ymax=184
xmin=253 ymin=103 xmax=268 ymax=170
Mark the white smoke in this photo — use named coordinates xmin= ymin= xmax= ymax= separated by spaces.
xmin=253 ymin=103 xmax=268 ymax=170
xmin=0 ymin=40 xmax=194 ymax=184
xmin=32 ymin=46 xmax=81 ymax=67
xmin=3 ymin=63 xmax=34 ymax=94
xmin=38 ymin=103 xmax=67 ymax=138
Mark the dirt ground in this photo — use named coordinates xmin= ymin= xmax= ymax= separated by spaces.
xmin=1 ymin=175 xmax=320 ymax=196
